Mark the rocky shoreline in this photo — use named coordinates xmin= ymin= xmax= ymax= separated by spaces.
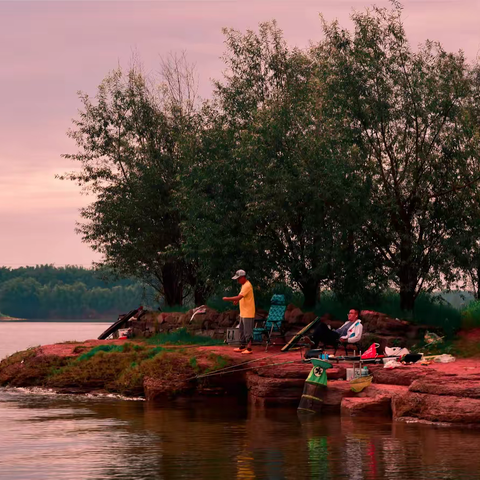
xmin=1 ymin=339 xmax=480 ymax=427
xmin=245 ymin=354 xmax=480 ymax=425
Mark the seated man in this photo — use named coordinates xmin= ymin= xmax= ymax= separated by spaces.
xmin=306 ymin=308 xmax=363 ymax=353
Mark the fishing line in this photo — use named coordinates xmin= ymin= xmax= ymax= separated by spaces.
xmin=190 ymin=359 xmax=303 ymax=381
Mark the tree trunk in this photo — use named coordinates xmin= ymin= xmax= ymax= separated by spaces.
xmin=162 ymin=262 xmax=184 ymax=306
xmin=399 ymin=283 xmax=415 ymax=313
xmin=399 ymin=236 xmax=417 ymax=315
xmin=475 ymin=259 xmax=480 ymax=300
xmin=194 ymin=282 xmax=211 ymax=306
xmin=301 ymin=278 xmax=320 ymax=309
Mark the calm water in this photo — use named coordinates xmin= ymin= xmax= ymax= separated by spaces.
xmin=0 ymin=321 xmax=110 ymax=360
xmin=1 ymin=323 xmax=480 ymax=479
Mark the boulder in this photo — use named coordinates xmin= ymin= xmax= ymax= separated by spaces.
xmin=254 ymin=363 xmax=312 ymax=379
xmin=322 ymin=314 xmax=344 ymax=330
xmin=246 ymin=372 xmax=305 ymax=397
xmin=341 ymin=394 xmax=392 ymax=417
xmin=370 ymin=364 xmax=435 ymax=386
xmin=246 ymin=372 xmax=306 ymax=407
xmin=360 ymin=310 xmax=410 ymax=336
xmin=328 ymin=366 xmax=347 ymax=380
xmin=409 ymin=377 xmax=480 ymax=398
xmin=322 ymin=381 xmax=356 ymax=410
xmin=302 ymin=312 xmax=318 ymax=325
xmin=219 ymin=314 xmax=235 ymax=328
xmin=253 ymin=363 xmax=346 ymax=380
xmin=392 ymin=391 xmax=480 ymax=424
xmin=284 ymin=307 xmax=304 ymax=325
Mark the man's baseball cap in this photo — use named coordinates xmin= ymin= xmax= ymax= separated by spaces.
xmin=232 ymin=269 xmax=246 ymax=280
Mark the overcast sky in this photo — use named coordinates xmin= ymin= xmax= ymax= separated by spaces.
xmin=0 ymin=0 xmax=479 ymax=268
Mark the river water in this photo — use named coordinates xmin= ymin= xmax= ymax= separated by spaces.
xmin=1 ymin=322 xmax=480 ymax=480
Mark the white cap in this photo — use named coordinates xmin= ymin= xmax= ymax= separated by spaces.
xmin=232 ymin=269 xmax=246 ymax=280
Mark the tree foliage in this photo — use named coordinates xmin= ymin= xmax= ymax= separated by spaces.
xmin=61 ymin=61 xmax=199 ymax=306
xmin=62 ymin=4 xmax=480 ymax=314
xmin=0 ymin=266 xmax=148 ymax=318
xmin=315 ymin=4 xmax=480 ymax=311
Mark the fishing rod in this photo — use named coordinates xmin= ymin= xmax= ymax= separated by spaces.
xmin=190 ymin=360 xmax=302 ymax=381
xmin=188 ymin=351 xmax=289 ymax=379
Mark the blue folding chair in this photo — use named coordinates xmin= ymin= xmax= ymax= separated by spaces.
xmin=253 ymin=294 xmax=287 ymax=350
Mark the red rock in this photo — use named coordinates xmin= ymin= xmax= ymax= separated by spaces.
xmin=249 ymin=396 xmax=299 ymax=407
xmin=284 ymin=307 xmax=304 ymax=325
xmin=369 ymin=383 xmax=409 ymax=397
xmin=327 ymin=366 xmax=347 ymax=380
xmin=302 ymin=312 xmax=317 ymax=325
xmin=409 ymin=377 xmax=480 ymax=398
xmin=322 ymin=381 xmax=356 ymax=410
xmin=254 ymin=363 xmax=312 ymax=379
xmin=341 ymin=395 xmax=392 ymax=416
xmin=360 ymin=310 xmax=410 ymax=336
xmin=254 ymin=363 xmax=346 ymax=380
xmin=392 ymin=391 xmax=480 ymax=424
xmin=246 ymin=372 xmax=305 ymax=398
xmin=370 ymin=364 xmax=434 ymax=386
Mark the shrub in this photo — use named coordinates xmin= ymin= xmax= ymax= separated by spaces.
xmin=461 ymin=300 xmax=480 ymax=330
xmin=77 ymin=344 xmax=125 ymax=361
xmin=313 ymin=290 xmax=462 ymax=337
xmin=146 ymin=328 xmax=223 ymax=346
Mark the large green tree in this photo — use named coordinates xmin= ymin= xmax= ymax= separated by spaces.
xmin=315 ymin=3 xmax=480 ymax=312
xmin=61 ymin=64 xmax=198 ymax=306
xmin=182 ymin=23 xmax=373 ymax=306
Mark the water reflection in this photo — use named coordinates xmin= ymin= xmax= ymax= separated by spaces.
xmin=1 ymin=389 xmax=480 ymax=479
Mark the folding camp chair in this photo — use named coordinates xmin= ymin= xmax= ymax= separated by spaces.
xmin=253 ymin=294 xmax=287 ymax=350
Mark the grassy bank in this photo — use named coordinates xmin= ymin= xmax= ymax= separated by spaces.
xmin=0 ymin=331 xmax=230 ymax=397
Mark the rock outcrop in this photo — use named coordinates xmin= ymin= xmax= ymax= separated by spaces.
xmin=392 ymin=391 xmax=480 ymax=424
xmin=129 ymin=305 xmax=431 ymax=354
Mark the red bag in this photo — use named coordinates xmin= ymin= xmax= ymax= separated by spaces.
xmin=361 ymin=343 xmax=379 ymax=359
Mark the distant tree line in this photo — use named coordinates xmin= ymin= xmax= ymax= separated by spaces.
xmin=60 ymin=3 xmax=480 ymax=315
xmin=0 ymin=266 xmax=148 ymax=319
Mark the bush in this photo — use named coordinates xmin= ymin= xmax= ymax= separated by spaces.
xmin=461 ymin=300 xmax=480 ymax=330
xmin=146 ymin=328 xmax=223 ymax=346
xmin=313 ymin=290 xmax=462 ymax=337
xmin=77 ymin=344 xmax=128 ymax=361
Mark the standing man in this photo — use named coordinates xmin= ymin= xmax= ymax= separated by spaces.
xmin=223 ymin=269 xmax=255 ymax=354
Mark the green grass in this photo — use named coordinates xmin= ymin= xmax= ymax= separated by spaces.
xmin=77 ymin=343 xmax=146 ymax=361
xmin=145 ymin=328 xmax=223 ymax=346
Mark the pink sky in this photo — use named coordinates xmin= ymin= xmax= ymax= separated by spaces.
xmin=0 ymin=0 xmax=479 ymax=268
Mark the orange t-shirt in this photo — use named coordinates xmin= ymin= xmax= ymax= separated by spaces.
xmin=239 ymin=280 xmax=255 ymax=318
